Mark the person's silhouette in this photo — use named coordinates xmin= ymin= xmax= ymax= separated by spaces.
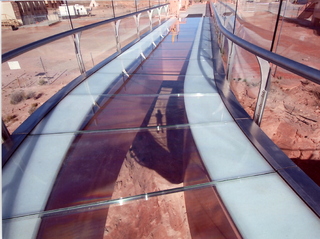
xmin=155 ymin=110 xmax=164 ymax=133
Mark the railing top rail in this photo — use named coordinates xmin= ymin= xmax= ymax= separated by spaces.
xmin=2 ymin=3 xmax=169 ymax=63
xmin=211 ymin=3 xmax=320 ymax=85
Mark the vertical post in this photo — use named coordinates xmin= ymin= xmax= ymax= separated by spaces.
xmin=111 ymin=0 xmax=116 ymax=18
xmin=2 ymin=120 xmax=11 ymax=143
xmin=73 ymin=32 xmax=86 ymax=74
xmin=233 ymin=0 xmax=238 ymax=34
xmin=157 ymin=7 xmax=161 ymax=25
xmin=90 ymin=52 xmax=95 ymax=67
xmin=253 ymin=57 xmax=272 ymax=126
xmin=270 ymin=0 xmax=283 ymax=52
xmin=65 ymin=0 xmax=74 ymax=30
xmin=134 ymin=13 xmax=141 ymax=39
xmin=148 ymin=10 xmax=153 ymax=31
xmin=226 ymin=41 xmax=236 ymax=81
xmin=40 ymin=57 xmax=49 ymax=82
xmin=135 ymin=0 xmax=138 ymax=12
xmin=164 ymin=5 xmax=169 ymax=19
xmin=114 ymin=20 xmax=122 ymax=52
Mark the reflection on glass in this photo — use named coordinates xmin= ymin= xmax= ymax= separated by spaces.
xmin=119 ymin=16 xmax=139 ymax=47
xmin=114 ymin=0 xmax=136 ymax=17
xmin=229 ymin=49 xmax=261 ymax=118
xmin=80 ymin=23 xmax=117 ymax=70
xmin=140 ymin=12 xmax=151 ymax=35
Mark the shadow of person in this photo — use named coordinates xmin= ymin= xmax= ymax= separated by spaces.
xmin=130 ymin=130 xmax=184 ymax=184
xmin=155 ymin=109 xmax=164 ymax=133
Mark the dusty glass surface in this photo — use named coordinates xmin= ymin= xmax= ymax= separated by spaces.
xmin=79 ymin=23 xmax=117 ymax=70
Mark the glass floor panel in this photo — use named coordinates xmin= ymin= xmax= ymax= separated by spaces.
xmin=3 ymin=184 xmax=241 ymax=239
xmin=136 ymin=59 xmax=190 ymax=75
xmin=4 ymin=122 xmax=274 ymax=219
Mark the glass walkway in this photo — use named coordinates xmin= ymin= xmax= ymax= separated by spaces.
xmin=2 ymin=2 xmax=320 ymax=239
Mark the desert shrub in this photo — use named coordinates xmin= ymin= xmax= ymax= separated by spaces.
xmin=313 ymin=90 xmax=320 ymax=100
xmin=35 ymin=93 xmax=43 ymax=99
xmin=25 ymin=91 xmax=36 ymax=99
xmin=38 ymin=79 xmax=47 ymax=85
xmin=10 ymin=91 xmax=25 ymax=105
xmin=3 ymin=114 xmax=17 ymax=123
xmin=28 ymin=103 xmax=38 ymax=115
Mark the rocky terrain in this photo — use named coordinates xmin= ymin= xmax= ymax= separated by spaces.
xmin=104 ymin=148 xmax=191 ymax=238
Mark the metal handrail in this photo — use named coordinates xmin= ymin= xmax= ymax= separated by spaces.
xmin=211 ymin=3 xmax=320 ymax=84
xmin=2 ymin=3 xmax=169 ymax=63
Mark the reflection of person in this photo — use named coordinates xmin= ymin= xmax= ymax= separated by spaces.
xmin=171 ymin=25 xmax=177 ymax=42
xmin=170 ymin=22 xmax=179 ymax=43
xmin=155 ymin=109 xmax=164 ymax=133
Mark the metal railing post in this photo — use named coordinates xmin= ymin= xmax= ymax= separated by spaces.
xmin=135 ymin=0 xmax=138 ymax=12
xmin=73 ymin=32 xmax=86 ymax=74
xmin=226 ymin=41 xmax=236 ymax=81
xmin=148 ymin=10 xmax=153 ymax=31
xmin=157 ymin=7 xmax=161 ymax=25
xmin=114 ymin=20 xmax=122 ymax=53
xmin=111 ymin=0 xmax=116 ymax=18
xmin=133 ymin=13 xmax=141 ymax=39
xmin=253 ymin=57 xmax=272 ymax=125
xmin=164 ymin=5 xmax=169 ymax=19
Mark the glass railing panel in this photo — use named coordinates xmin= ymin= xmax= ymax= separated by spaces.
xmin=152 ymin=8 xmax=161 ymax=28
xmin=236 ymin=1 xmax=274 ymax=50
xmin=152 ymin=0 xmax=161 ymax=7
xmin=215 ymin=0 xmax=236 ymax=33
xmin=87 ymin=0 xmax=115 ymax=20
xmin=2 ymin=17 xmax=70 ymax=54
xmin=270 ymin=1 xmax=320 ymax=71
xmin=114 ymin=0 xmax=136 ymax=17
xmin=53 ymin=1 xmax=113 ymax=28
xmin=2 ymin=37 xmax=81 ymax=134
xmin=260 ymin=68 xmax=320 ymax=186
xmin=160 ymin=4 xmax=168 ymax=21
xmin=217 ymin=0 xmax=276 ymax=50
xmin=226 ymin=45 xmax=261 ymax=118
xmin=79 ymin=23 xmax=117 ymax=70
xmin=1 ymin=1 xmax=74 ymax=52
xmin=140 ymin=12 xmax=151 ymax=36
xmin=137 ymin=0 xmax=151 ymax=11
xmin=118 ymin=16 xmax=139 ymax=48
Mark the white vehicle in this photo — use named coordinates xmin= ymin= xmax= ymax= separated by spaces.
xmin=59 ymin=4 xmax=89 ymax=18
